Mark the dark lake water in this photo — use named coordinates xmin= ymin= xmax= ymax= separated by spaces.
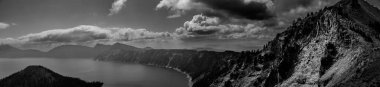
xmin=0 ymin=58 xmax=189 ymax=87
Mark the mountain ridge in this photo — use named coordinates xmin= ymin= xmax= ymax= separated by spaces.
xmin=0 ymin=43 xmax=227 ymax=58
xmin=0 ymin=43 xmax=119 ymax=58
xmin=227 ymin=0 xmax=380 ymax=86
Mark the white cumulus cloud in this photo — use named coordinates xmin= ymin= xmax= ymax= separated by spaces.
xmin=0 ymin=22 xmax=11 ymax=30
xmin=18 ymin=25 xmax=171 ymax=43
xmin=109 ymin=0 xmax=128 ymax=16
xmin=174 ymin=14 xmax=273 ymax=40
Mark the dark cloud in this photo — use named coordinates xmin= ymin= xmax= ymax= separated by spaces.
xmin=190 ymin=29 xmax=220 ymax=35
xmin=274 ymin=0 xmax=316 ymax=12
xmin=193 ymin=0 xmax=274 ymax=20
xmin=275 ymin=0 xmax=342 ymax=14
xmin=156 ymin=0 xmax=275 ymax=20
xmin=156 ymin=0 xmax=342 ymax=31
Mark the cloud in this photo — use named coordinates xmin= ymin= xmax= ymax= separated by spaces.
xmin=155 ymin=0 xmax=341 ymax=34
xmin=17 ymin=25 xmax=171 ymax=43
xmin=0 ymin=20 xmax=275 ymax=51
xmin=174 ymin=14 xmax=274 ymax=40
xmin=276 ymin=0 xmax=340 ymax=15
xmin=156 ymin=0 xmax=340 ymax=20
xmin=0 ymin=0 xmax=343 ymax=52
xmin=109 ymin=0 xmax=128 ymax=16
xmin=13 ymin=22 xmax=271 ymax=44
xmin=156 ymin=0 xmax=274 ymax=20
xmin=0 ymin=22 xmax=11 ymax=29
xmin=0 ymin=21 xmax=277 ymax=52
xmin=274 ymin=0 xmax=315 ymax=13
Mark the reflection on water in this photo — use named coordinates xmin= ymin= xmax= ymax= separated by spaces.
xmin=0 ymin=58 xmax=189 ymax=87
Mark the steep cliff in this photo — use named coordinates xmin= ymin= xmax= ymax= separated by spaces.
xmin=210 ymin=0 xmax=380 ymax=86
xmin=95 ymin=0 xmax=380 ymax=87
xmin=94 ymin=44 xmax=255 ymax=87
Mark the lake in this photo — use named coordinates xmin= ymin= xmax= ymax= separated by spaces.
xmin=0 ymin=58 xmax=189 ymax=87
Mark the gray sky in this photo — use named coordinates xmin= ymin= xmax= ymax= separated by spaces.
xmin=0 ymin=0 xmax=375 ymax=51
xmin=0 ymin=0 xmax=196 ymax=38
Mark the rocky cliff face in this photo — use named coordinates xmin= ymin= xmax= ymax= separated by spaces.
xmin=0 ymin=65 xmax=103 ymax=87
xmin=210 ymin=0 xmax=380 ymax=86
xmin=95 ymin=0 xmax=380 ymax=87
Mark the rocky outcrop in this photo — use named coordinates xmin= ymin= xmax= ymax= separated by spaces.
xmin=95 ymin=0 xmax=380 ymax=87
xmin=0 ymin=65 xmax=103 ymax=87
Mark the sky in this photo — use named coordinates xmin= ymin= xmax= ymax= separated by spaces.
xmin=0 ymin=0 xmax=375 ymax=51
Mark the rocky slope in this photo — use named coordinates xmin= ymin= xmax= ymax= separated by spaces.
xmin=0 ymin=65 xmax=103 ymax=87
xmin=95 ymin=43 xmax=254 ymax=87
xmin=209 ymin=0 xmax=380 ymax=86
xmin=95 ymin=0 xmax=380 ymax=87
xmin=94 ymin=42 xmax=263 ymax=87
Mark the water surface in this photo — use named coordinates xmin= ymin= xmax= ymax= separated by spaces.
xmin=0 ymin=58 xmax=189 ymax=87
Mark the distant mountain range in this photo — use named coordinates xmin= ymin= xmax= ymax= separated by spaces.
xmin=0 ymin=65 xmax=103 ymax=87
xmin=0 ymin=43 xmax=124 ymax=58
xmin=0 ymin=43 xmax=224 ymax=58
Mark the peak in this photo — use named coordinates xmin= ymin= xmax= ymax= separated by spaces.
xmin=3 ymin=65 xmax=63 ymax=82
xmin=110 ymin=43 xmax=139 ymax=50
xmin=49 ymin=45 xmax=90 ymax=51
xmin=144 ymin=47 xmax=154 ymax=49
xmin=56 ymin=45 xmax=84 ymax=47
xmin=21 ymin=65 xmax=58 ymax=76
xmin=336 ymin=0 xmax=380 ymax=30
xmin=94 ymin=43 xmax=107 ymax=47
xmin=94 ymin=44 xmax=112 ymax=49
xmin=24 ymin=65 xmax=49 ymax=71
xmin=113 ymin=43 xmax=125 ymax=46
xmin=0 ymin=44 xmax=19 ymax=51
xmin=0 ymin=44 xmax=14 ymax=48
xmin=112 ymin=43 xmax=131 ymax=47
xmin=332 ymin=0 xmax=378 ymax=11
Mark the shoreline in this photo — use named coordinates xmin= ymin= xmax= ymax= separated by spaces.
xmin=95 ymin=59 xmax=194 ymax=87
xmin=146 ymin=63 xmax=194 ymax=87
